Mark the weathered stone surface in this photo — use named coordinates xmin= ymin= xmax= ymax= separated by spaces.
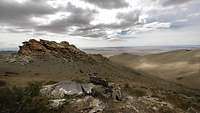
xmin=89 ymin=76 xmax=108 ymax=87
xmin=72 ymin=96 xmax=105 ymax=113
xmin=18 ymin=39 xmax=48 ymax=55
xmin=89 ymin=76 xmax=124 ymax=101
xmin=112 ymin=84 xmax=123 ymax=101
xmin=49 ymin=99 xmax=66 ymax=109
xmin=88 ymin=97 xmax=105 ymax=113
xmin=40 ymin=81 xmax=94 ymax=98
xmin=40 ymin=77 xmax=126 ymax=111
xmin=18 ymin=39 xmax=94 ymax=62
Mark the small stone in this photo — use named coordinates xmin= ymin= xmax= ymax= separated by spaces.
xmin=49 ymin=99 xmax=66 ymax=109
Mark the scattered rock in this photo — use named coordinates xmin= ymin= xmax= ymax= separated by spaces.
xmin=112 ymin=84 xmax=123 ymax=101
xmin=72 ymin=96 xmax=105 ymax=113
xmin=49 ymin=99 xmax=66 ymax=109
xmin=89 ymin=76 xmax=108 ymax=87
xmin=89 ymin=76 xmax=123 ymax=101
xmin=88 ymin=97 xmax=105 ymax=113
xmin=6 ymin=55 xmax=32 ymax=65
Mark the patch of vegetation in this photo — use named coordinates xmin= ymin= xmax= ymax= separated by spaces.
xmin=0 ymin=80 xmax=6 ymax=87
xmin=176 ymin=77 xmax=183 ymax=80
xmin=165 ymin=94 xmax=192 ymax=111
xmin=72 ymin=78 xmax=87 ymax=83
xmin=124 ymin=83 xmax=146 ymax=97
xmin=45 ymin=81 xmax=58 ymax=85
xmin=0 ymin=82 xmax=50 ymax=113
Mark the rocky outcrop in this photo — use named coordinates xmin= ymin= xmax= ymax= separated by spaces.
xmin=40 ymin=78 xmax=187 ymax=113
xmin=18 ymin=39 xmax=94 ymax=62
xmin=40 ymin=76 xmax=124 ymax=110
xmin=41 ymin=77 xmax=123 ymax=101
xmin=40 ymin=81 xmax=95 ymax=99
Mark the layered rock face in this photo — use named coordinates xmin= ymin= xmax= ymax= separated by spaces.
xmin=18 ymin=39 xmax=91 ymax=61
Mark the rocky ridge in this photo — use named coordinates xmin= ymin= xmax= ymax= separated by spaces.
xmin=17 ymin=39 xmax=96 ymax=63
xmin=40 ymin=76 xmax=123 ymax=112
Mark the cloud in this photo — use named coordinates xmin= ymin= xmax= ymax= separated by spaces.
xmin=37 ymin=3 xmax=97 ymax=33
xmin=161 ymin=0 xmax=192 ymax=6
xmin=0 ymin=0 xmax=58 ymax=27
xmin=116 ymin=10 xmax=141 ymax=28
xmin=0 ymin=0 xmax=199 ymax=43
xmin=82 ymin=0 xmax=129 ymax=9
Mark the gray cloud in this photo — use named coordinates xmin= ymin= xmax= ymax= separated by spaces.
xmin=70 ymin=10 xmax=141 ymax=38
xmin=145 ymin=1 xmax=200 ymax=29
xmin=37 ymin=3 xmax=97 ymax=33
xmin=82 ymin=0 xmax=129 ymax=9
xmin=0 ymin=0 xmax=199 ymax=41
xmin=116 ymin=10 xmax=141 ymax=28
xmin=161 ymin=0 xmax=192 ymax=6
xmin=72 ymin=10 xmax=141 ymax=38
xmin=0 ymin=0 xmax=58 ymax=27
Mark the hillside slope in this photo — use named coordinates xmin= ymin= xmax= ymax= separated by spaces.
xmin=0 ymin=39 xmax=200 ymax=113
xmin=110 ymin=49 xmax=200 ymax=89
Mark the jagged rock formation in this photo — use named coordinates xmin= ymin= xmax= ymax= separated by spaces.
xmin=18 ymin=39 xmax=94 ymax=62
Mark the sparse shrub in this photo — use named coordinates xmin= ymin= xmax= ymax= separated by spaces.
xmin=25 ymin=82 xmax=42 ymax=97
xmin=0 ymin=82 xmax=50 ymax=113
xmin=124 ymin=84 xmax=146 ymax=97
xmin=130 ymin=89 xmax=146 ymax=97
xmin=0 ymin=80 xmax=6 ymax=87
xmin=72 ymin=78 xmax=86 ymax=83
xmin=176 ymin=77 xmax=183 ymax=80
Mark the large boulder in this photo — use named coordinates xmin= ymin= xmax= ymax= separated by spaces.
xmin=40 ymin=81 xmax=94 ymax=99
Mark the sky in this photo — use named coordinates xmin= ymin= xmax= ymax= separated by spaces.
xmin=0 ymin=0 xmax=200 ymax=49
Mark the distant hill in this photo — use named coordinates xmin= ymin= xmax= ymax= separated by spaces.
xmin=83 ymin=45 xmax=200 ymax=57
xmin=110 ymin=49 xmax=200 ymax=89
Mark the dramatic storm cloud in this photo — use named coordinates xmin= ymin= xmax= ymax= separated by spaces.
xmin=0 ymin=0 xmax=200 ymax=48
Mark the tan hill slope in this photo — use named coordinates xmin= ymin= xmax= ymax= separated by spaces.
xmin=110 ymin=49 xmax=200 ymax=89
xmin=0 ymin=39 xmax=200 ymax=113
xmin=0 ymin=39 xmax=166 ymax=88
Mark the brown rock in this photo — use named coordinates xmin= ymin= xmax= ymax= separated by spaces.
xmin=17 ymin=39 xmax=95 ymax=62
